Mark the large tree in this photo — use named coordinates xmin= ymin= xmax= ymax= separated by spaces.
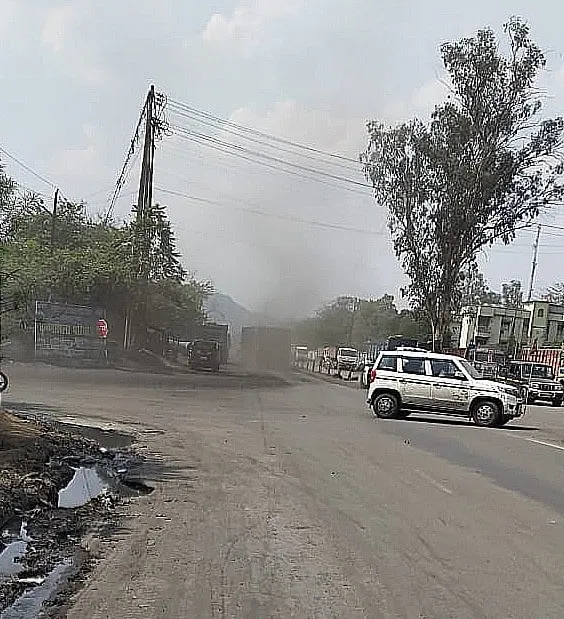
xmin=361 ymin=18 xmax=564 ymax=349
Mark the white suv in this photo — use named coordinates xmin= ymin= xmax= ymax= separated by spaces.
xmin=366 ymin=350 xmax=523 ymax=427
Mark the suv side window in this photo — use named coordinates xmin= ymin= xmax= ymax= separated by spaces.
xmin=377 ymin=355 xmax=398 ymax=372
xmin=430 ymin=359 xmax=460 ymax=378
xmin=400 ymin=357 xmax=427 ymax=376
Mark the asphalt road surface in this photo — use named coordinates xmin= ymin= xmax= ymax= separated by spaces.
xmin=4 ymin=363 xmax=564 ymax=618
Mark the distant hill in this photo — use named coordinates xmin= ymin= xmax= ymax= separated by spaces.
xmin=203 ymin=293 xmax=292 ymax=343
xmin=203 ymin=293 xmax=257 ymax=338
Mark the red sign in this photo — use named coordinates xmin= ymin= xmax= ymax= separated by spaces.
xmin=96 ymin=319 xmax=108 ymax=338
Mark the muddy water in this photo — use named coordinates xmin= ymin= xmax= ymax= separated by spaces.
xmin=0 ymin=541 xmax=27 ymax=578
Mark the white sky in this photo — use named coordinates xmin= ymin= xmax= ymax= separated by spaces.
xmin=1 ymin=1 xmax=564 ymax=318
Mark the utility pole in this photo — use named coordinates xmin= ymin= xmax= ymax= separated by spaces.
xmin=50 ymin=188 xmax=59 ymax=256
xmin=527 ymin=224 xmax=541 ymax=302
xmin=129 ymin=85 xmax=156 ymax=350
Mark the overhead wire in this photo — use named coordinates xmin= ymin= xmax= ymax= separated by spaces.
xmin=167 ymin=103 xmax=362 ymax=174
xmin=169 ymin=124 xmax=371 ymax=189
xmin=0 ymin=144 xmax=58 ymax=190
xmin=168 ymin=99 xmax=361 ymax=166
xmin=154 ymin=186 xmax=387 ymax=236
xmin=105 ymin=96 xmax=148 ymax=222
xmin=170 ymin=126 xmax=373 ymax=197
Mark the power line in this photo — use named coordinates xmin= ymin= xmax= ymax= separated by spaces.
xmin=170 ymin=126 xmax=373 ymax=196
xmin=0 ymin=145 xmax=57 ymax=190
xmin=106 ymin=97 xmax=148 ymax=222
xmin=170 ymin=124 xmax=371 ymax=188
xmin=168 ymin=99 xmax=361 ymax=166
xmin=159 ymin=138 xmax=372 ymax=198
xmin=154 ymin=186 xmax=387 ymax=236
xmin=167 ymin=103 xmax=362 ymax=174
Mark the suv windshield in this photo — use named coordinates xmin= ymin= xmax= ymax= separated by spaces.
xmin=458 ymin=358 xmax=483 ymax=379
xmin=339 ymin=348 xmax=358 ymax=357
xmin=519 ymin=363 xmax=555 ymax=380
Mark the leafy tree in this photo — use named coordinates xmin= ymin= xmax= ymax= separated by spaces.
xmin=543 ymin=282 xmax=564 ymax=305
xmin=458 ymin=265 xmax=502 ymax=307
xmin=501 ymin=279 xmax=523 ymax=308
xmin=1 ymin=176 xmax=210 ymax=353
xmin=361 ymin=18 xmax=564 ymax=349
xmin=293 ymin=295 xmax=427 ymax=349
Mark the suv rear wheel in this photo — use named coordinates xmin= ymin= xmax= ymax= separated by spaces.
xmin=372 ymin=392 xmax=399 ymax=419
xmin=472 ymin=400 xmax=501 ymax=428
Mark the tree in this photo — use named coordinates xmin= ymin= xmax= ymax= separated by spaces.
xmin=1 ymin=180 xmax=210 ymax=352
xmin=293 ymin=295 xmax=427 ymax=348
xmin=544 ymin=282 xmax=564 ymax=305
xmin=458 ymin=264 xmax=502 ymax=307
xmin=361 ymin=18 xmax=564 ymax=349
xmin=502 ymin=280 xmax=523 ymax=307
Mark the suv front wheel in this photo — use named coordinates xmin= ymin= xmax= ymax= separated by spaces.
xmin=372 ymin=392 xmax=399 ymax=419
xmin=472 ymin=400 xmax=501 ymax=428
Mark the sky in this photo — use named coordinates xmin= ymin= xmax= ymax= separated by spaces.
xmin=2 ymin=0 xmax=564 ymax=319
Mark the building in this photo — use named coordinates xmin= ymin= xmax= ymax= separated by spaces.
xmin=523 ymin=300 xmax=564 ymax=347
xmin=456 ymin=301 xmax=564 ymax=351
xmin=458 ymin=305 xmax=530 ymax=352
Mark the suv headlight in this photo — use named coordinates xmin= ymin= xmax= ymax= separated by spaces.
xmin=498 ymin=385 xmax=519 ymax=398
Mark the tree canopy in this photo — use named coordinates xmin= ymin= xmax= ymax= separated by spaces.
xmin=361 ymin=17 xmax=564 ymax=349
xmin=293 ymin=295 xmax=427 ymax=349
xmin=0 ymin=159 xmax=211 ymax=351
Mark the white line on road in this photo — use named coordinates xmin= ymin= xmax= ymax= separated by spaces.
xmin=414 ymin=469 xmax=453 ymax=495
xmin=523 ymin=437 xmax=564 ymax=452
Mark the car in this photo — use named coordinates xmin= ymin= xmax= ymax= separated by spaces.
xmin=366 ymin=349 xmax=523 ymax=427
xmin=498 ymin=361 xmax=563 ymax=407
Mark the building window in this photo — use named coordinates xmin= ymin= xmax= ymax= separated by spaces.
xmin=538 ymin=309 xmax=544 ymax=318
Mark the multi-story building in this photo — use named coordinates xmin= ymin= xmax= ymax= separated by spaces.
xmin=523 ymin=300 xmax=564 ymax=347
xmin=456 ymin=301 xmax=564 ymax=351
xmin=458 ymin=305 xmax=530 ymax=352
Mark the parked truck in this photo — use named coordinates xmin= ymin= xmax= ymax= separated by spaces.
xmin=318 ymin=346 xmax=359 ymax=379
xmin=197 ymin=323 xmax=229 ymax=365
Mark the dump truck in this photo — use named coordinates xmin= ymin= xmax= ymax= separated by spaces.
xmin=241 ymin=326 xmax=291 ymax=373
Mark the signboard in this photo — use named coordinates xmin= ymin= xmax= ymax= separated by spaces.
xmin=96 ymin=319 xmax=108 ymax=338
xmin=34 ymin=301 xmax=107 ymax=361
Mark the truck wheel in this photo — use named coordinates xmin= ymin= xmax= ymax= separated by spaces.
xmin=372 ymin=393 xmax=399 ymax=419
xmin=552 ymin=397 xmax=563 ymax=407
xmin=497 ymin=415 xmax=511 ymax=426
xmin=472 ymin=400 xmax=501 ymax=428
xmin=0 ymin=371 xmax=8 ymax=393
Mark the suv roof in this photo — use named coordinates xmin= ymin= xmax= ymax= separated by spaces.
xmin=510 ymin=360 xmax=551 ymax=366
xmin=377 ymin=349 xmax=463 ymax=361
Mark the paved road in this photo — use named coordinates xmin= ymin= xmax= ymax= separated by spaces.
xmin=4 ymin=363 xmax=564 ymax=618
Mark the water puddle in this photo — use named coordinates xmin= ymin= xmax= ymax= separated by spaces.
xmin=0 ymin=559 xmax=74 ymax=619
xmin=0 ymin=541 xmax=27 ymax=578
xmin=58 ymin=467 xmax=108 ymax=509
xmin=0 ymin=520 xmax=32 ymax=579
